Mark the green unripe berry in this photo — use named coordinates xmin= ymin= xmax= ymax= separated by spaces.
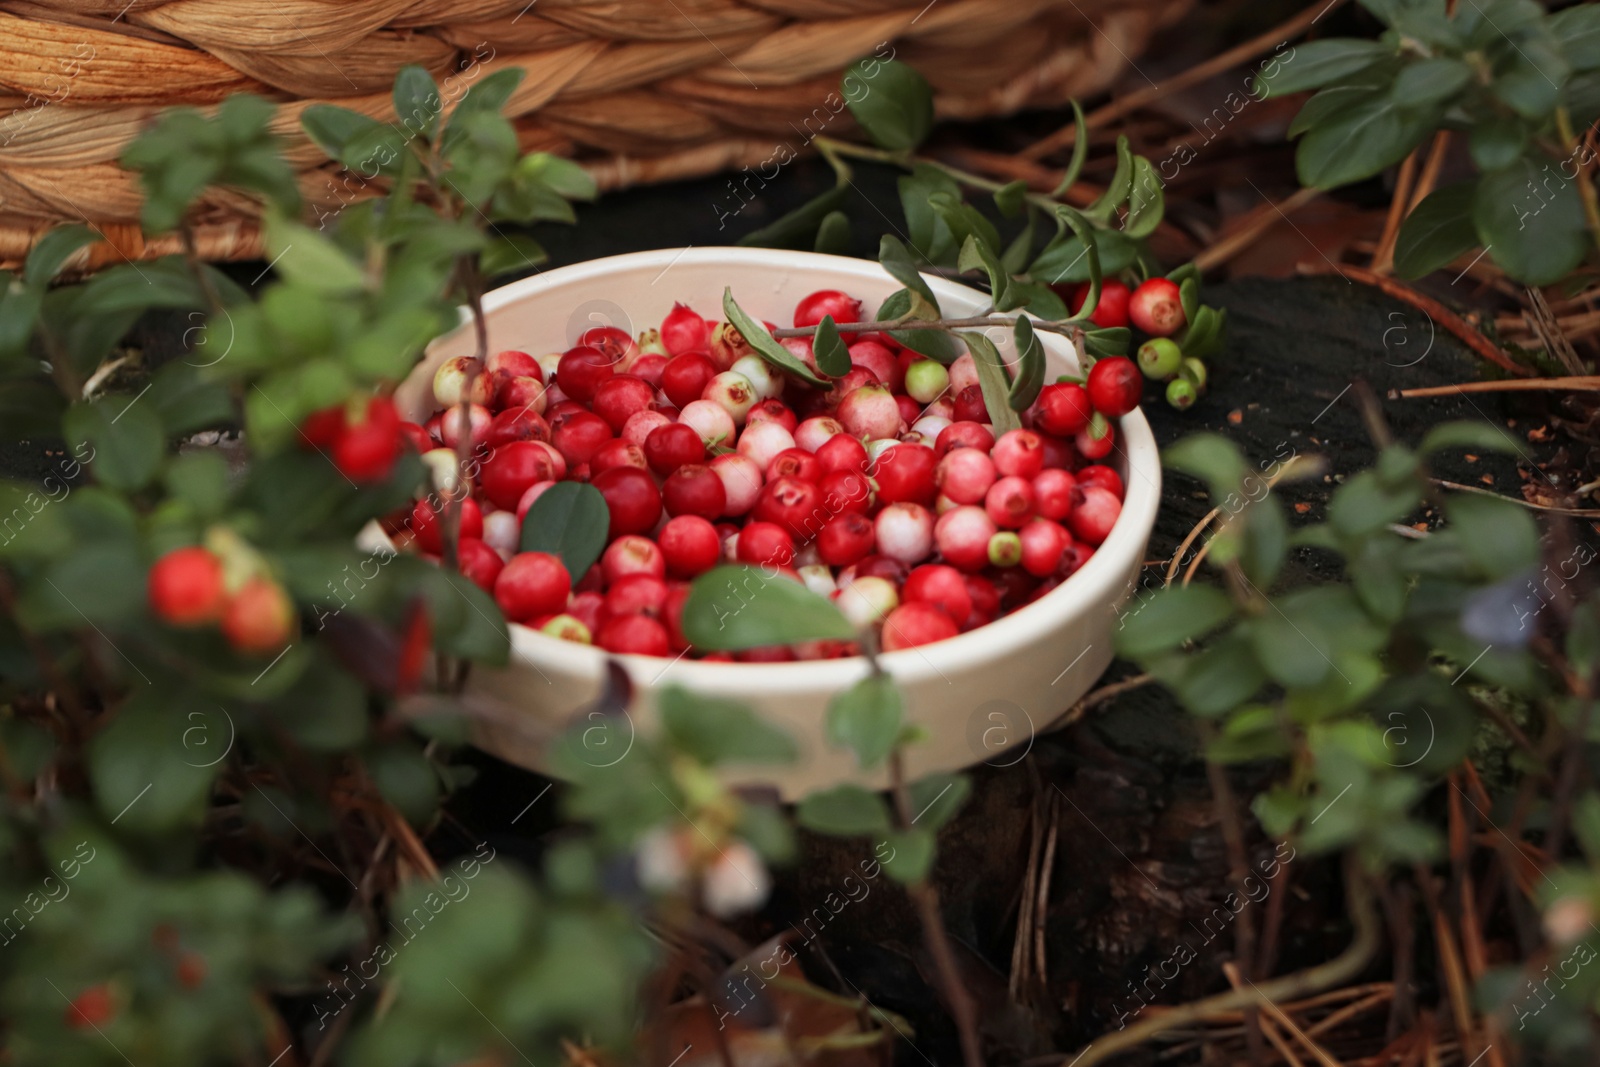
xmin=1165 ymin=377 xmax=1197 ymax=410
xmin=540 ymin=614 xmax=592 ymax=644
xmin=1138 ymin=337 xmax=1183 ymax=380
xmin=988 ymin=531 xmax=1022 ymax=568
xmin=904 ymin=359 xmax=950 ymax=404
xmin=1180 ymin=357 xmax=1208 ymax=392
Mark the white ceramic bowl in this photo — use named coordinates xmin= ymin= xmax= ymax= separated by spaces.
xmin=394 ymin=248 xmax=1160 ymax=796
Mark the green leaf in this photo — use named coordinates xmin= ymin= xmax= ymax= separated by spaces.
xmin=24 ymin=225 xmax=96 ymax=287
xmin=271 ymin=655 xmax=368 ymax=751
xmin=1468 ymin=117 xmax=1526 ymax=172
xmin=481 ymin=233 xmax=547 ymax=277
xmin=393 ymin=65 xmax=442 ymax=142
xmin=908 ymin=772 xmax=969 ymax=831
xmin=77 ymin=258 xmax=207 ymax=315
xmin=1257 ymin=39 xmax=1392 ymax=96
xmin=1296 ymin=94 xmax=1438 ymax=189
xmin=813 ymin=315 xmax=851 ymax=378
xmin=1116 ymin=584 xmax=1236 ymax=659
xmin=1289 ymin=76 xmax=1393 ymax=138
xmin=1009 ymin=316 xmax=1045 ymax=412
xmin=879 ymin=234 xmax=937 ymax=306
xmin=1329 ymin=468 xmax=1422 ymax=536
xmin=520 ymin=481 xmax=610 ymax=583
xmin=842 ymin=58 xmax=933 ymax=152
xmin=1419 ymin=420 xmax=1522 ymax=456
xmin=737 ymin=185 xmax=848 ymax=249
xmin=264 ymin=214 xmax=364 ymax=295
xmin=722 ymin=289 xmax=829 ymax=386
xmin=929 ymin=192 xmax=1002 ymax=261
xmin=1084 ymin=326 xmax=1130 ymax=358
xmin=1147 ymin=630 xmax=1265 ymax=717
xmin=1393 ymin=56 xmax=1471 ymax=104
xmin=681 ymin=565 xmax=855 ymax=651
xmin=88 ymin=690 xmax=221 ymax=833
xmin=1030 ymin=228 xmax=1135 ymax=286
xmin=994 ymin=179 xmax=1029 ymax=218
xmin=1240 ymin=499 xmax=1289 ymax=588
xmin=63 ymin=396 xmax=164 ymax=491
xmin=660 ymin=686 xmax=797 ymax=766
xmin=1084 ymin=136 xmax=1134 ymax=223
xmin=1163 ymin=433 xmax=1246 ymax=500
xmin=1445 ymin=491 xmax=1539 ymax=580
xmin=797 ymin=785 xmax=892 ymax=836
xmin=1001 ymin=220 xmax=1035 ymax=276
xmin=957 ymin=233 xmax=1013 ymax=310
xmin=1491 ymin=36 xmax=1569 ymax=119
xmin=164 ymin=451 xmax=231 ymax=519
xmin=17 ymin=540 xmax=145 ymax=631
xmin=1393 ymin=181 xmax=1479 ymax=279
xmin=1555 ymin=4 xmax=1600 ymax=71
xmin=518 ymin=153 xmax=598 ymax=201
xmin=959 ymin=331 xmax=1022 ymax=435
xmin=899 ymin=164 xmax=963 ymax=264
xmin=1051 ymin=99 xmax=1090 ymax=196
xmin=877 ymin=289 xmax=961 ymax=362
xmin=826 ymin=673 xmax=903 ymax=769
xmin=1053 ymin=207 xmax=1103 ymax=325
xmin=881 ymin=827 xmax=935 ymax=884
xmin=301 ymin=105 xmax=386 ymax=161
xmin=0 ymin=378 xmax=65 ymax=438
xmin=443 ymin=68 xmax=524 ymax=143
xmin=1245 ymin=609 xmax=1331 ymax=688
xmin=813 ymin=210 xmax=853 ymax=255
xmin=1474 ymin=156 xmax=1589 ymax=286
xmin=1123 ymin=157 xmax=1164 ymax=238
xmin=368 ymin=742 xmax=439 ymax=824
xmin=416 ymin=565 xmax=509 ymax=664
xmin=146 ymin=361 xmax=234 ymax=435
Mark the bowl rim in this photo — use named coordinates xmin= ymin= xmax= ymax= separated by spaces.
xmin=439 ymin=247 xmax=1161 ymax=693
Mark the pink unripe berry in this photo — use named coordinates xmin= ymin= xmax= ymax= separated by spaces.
xmin=679 ymin=399 xmax=736 ymax=447
xmin=621 ymin=409 xmax=674 ymax=447
xmin=746 ymin=398 xmax=797 ymax=433
xmin=833 ymin=576 xmax=899 ymax=628
xmin=874 ymin=503 xmax=934 ymax=565
xmin=935 ymin=421 xmax=995 ymax=457
xmin=591 ymin=374 xmax=655 ymax=432
xmin=848 ymin=341 xmax=901 ymax=392
xmin=934 ymin=506 xmax=999 ymax=572
xmin=985 ymin=476 xmax=1037 ymax=529
xmin=481 ymin=509 xmax=520 ymax=558
xmin=730 ymin=355 xmax=784 ymax=400
xmin=487 ymin=349 xmax=542 ymax=380
xmin=495 ymin=375 xmax=548 ymax=414
xmin=439 ymin=402 xmax=492 ymax=449
xmin=948 ymin=354 xmax=980 ymax=394
xmin=909 ymin=415 xmax=951 ymax=443
xmin=935 ymin=448 xmax=996 ymax=505
xmin=1068 ymin=486 xmax=1122 ymax=545
xmin=434 ymin=356 xmax=490 ymax=407
xmin=837 ymin=385 xmax=904 ymax=440
xmin=710 ymin=453 xmax=764 ymax=516
xmin=703 ymin=371 xmax=758 ymax=424
xmin=794 ymin=416 xmax=845 ymax=453
xmin=737 ymin=420 xmax=797 ymax=471
xmin=992 ymin=429 xmax=1045 ymax=478
xmin=1033 ymin=468 xmax=1077 ymax=520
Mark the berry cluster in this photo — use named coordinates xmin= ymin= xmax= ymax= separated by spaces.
xmin=1056 ymin=276 xmax=1211 ymax=410
xmin=394 ymin=289 xmax=1137 ymax=658
xmin=147 ymin=544 xmax=296 ymax=654
xmin=301 ymin=396 xmax=420 ymax=483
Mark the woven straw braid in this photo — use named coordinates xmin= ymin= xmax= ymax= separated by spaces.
xmin=0 ymin=0 xmax=1190 ymax=269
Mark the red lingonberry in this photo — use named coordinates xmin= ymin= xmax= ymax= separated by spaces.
xmin=438 ymin=402 xmax=492 ymax=450
xmin=1075 ymin=416 xmax=1115 ymax=461
xmin=735 ymin=521 xmax=796 ymax=567
xmin=1068 ymin=485 xmax=1122 ymax=545
xmin=596 ymin=613 xmax=670 ymax=656
xmin=334 ymin=398 xmax=403 ymax=482
xmin=794 ymin=416 xmax=845 ymax=453
xmin=710 ymin=453 xmax=764 ymax=516
xmin=300 ymin=406 xmax=346 ymax=450
xmin=1039 ymin=433 xmax=1076 ymax=471
xmin=631 ymin=353 xmax=667 ymax=387
xmin=873 ymin=443 xmax=937 ymax=505
xmin=1033 ymin=383 xmax=1094 ymax=437
xmin=1068 ymin=279 xmax=1132 ymax=329
xmin=964 ymin=574 xmax=1000 ymax=628
xmin=1086 ymin=356 xmax=1142 ymax=417
xmin=1128 ymin=277 xmax=1185 ymax=337
xmin=549 ymin=410 xmax=614 ymax=468
xmin=737 ymin=645 xmax=797 ymax=663
xmin=592 ymin=439 xmax=649 ymax=475
xmin=819 ymin=468 xmax=875 ymax=516
xmin=643 ymin=422 xmax=705 ymax=476
xmin=934 ymin=506 xmax=998 ymax=572
xmin=817 ymin=511 xmax=876 ymax=567
xmin=754 ymin=477 xmax=824 ymax=541
xmin=410 ymin=497 xmax=484 ymax=554
xmin=485 ymin=406 xmax=551 ymax=449
xmin=934 ymin=421 xmax=995 ymax=458
xmin=65 ymin=984 xmax=115 ymax=1030
xmin=881 ymin=602 xmax=959 ymax=651
xmin=604 ymin=574 xmax=669 ymax=618
xmin=495 ymin=552 xmax=572 ymax=623
xmin=794 ymin=289 xmax=863 ymax=329
xmin=456 ymin=538 xmax=505 ymax=592
xmin=658 ymin=516 xmax=721 ymax=578
xmin=621 ymin=409 xmax=673 ymax=447
xmin=766 ymin=447 xmax=822 ymax=485
xmin=848 ymin=340 xmax=902 ymax=392
xmin=399 ymin=421 xmax=432 ymax=453
xmin=148 ymin=546 xmax=226 ymax=626
xmin=935 ymin=447 xmax=996 ymax=505
xmin=567 ymin=590 xmax=605 ymax=634
xmin=663 ymin=583 xmax=693 ymax=650
xmin=578 ymin=326 xmax=638 ymax=370
xmin=592 ymin=374 xmax=655 ymax=432
xmin=592 ymin=466 xmax=663 ymax=538
xmin=480 ymin=440 xmax=559 ymax=511
xmin=1033 ymin=469 xmax=1077 ymax=521
xmin=992 ymin=429 xmax=1045 ymax=479
xmin=985 ymin=476 xmax=1037 ymax=529
xmin=555 ymin=345 xmax=616 ymax=402
xmin=836 ymin=384 xmax=903 ymax=440
xmin=903 ymin=564 xmax=973 ymax=623
xmin=662 ymin=303 xmax=710 ymax=356
xmin=546 ymin=401 xmax=588 ymax=426
xmin=601 ymin=534 xmax=666 ymax=583
xmin=1018 ymin=518 xmax=1071 ymax=577
xmin=661 ymin=352 xmax=717 ymax=410
xmin=746 ymin=398 xmax=798 ymax=433
xmin=892 ymin=393 xmax=919 ymax=427
xmin=951 ymin=384 xmax=988 ymax=423
xmin=496 ymin=375 xmax=548 ymax=414
xmin=663 ymin=463 xmax=727 ymax=520
xmin=815 ymin=432 xmax=868 ymax=474
xmin=488 ymin=349 xmax=543 ymax=381
xmin=874 ymin=502 xmax=934 ymax=564
xmin=222 ymin=577 xmax=295 ymax=654
xmin=1077 ymin=464 xmax=1124 ymax=499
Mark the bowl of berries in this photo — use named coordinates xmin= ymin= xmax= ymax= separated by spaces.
xmin=387 ymin=248 xmax=1160 ymax=795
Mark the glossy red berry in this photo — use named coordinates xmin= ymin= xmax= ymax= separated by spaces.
xmin=592 ymin=374 xmax=655 ymax=432
xmin=1086 ymin=357 xmax=1143 ymax=417
xmin=881 ymin=602 xmax=959 ymax=651
xmin=766 ymin=447 xmax=822 ymax=486
xmin=746 ymin=398 xmax=798 ymax=433
xmin=578 ymin=326 xmax=638 ymax=370
xmin=1018 ymin=518 xmax=1071 ymax=578
xmin=222 ymin=577 xmax=295 ymax=654
xmin=555 ymin=345 xmax=616 ymax=402
xmin=488 ymin=349 xmax=543 ymax=381
xmin=817 ymin=511 xmax=876 ymax=567
xmin=596 ymin=613 xmax=671 ymax=655
xmin=1033 ymin=469 xmax=1077 ymax=521
xmin=484 ymin=406 xmax=550 ymax=449
xmin=1128 ymin=278 xmax=1185 ymax=337
xmin=1076 ymin=417 xmax=1116 ymax=462
xmin=334 ymin=399 xmax=403 ymax=482
xmin=848 ymin=340 xmax=902 ymax=392
xmin=661 ymin=303 xmax=710 ymax=356
xmin=819 ymin=468 xmax=875 ymax=516
xmin=1068 ymin=279 xmax=1132 ymax=329
xmin=601 ymin=535 xmax=666 ymax=583
xmin=549 ymin=410 xmax=614 ymax=468
xmin=409 ymin=497 xmax=484 ymax=554
xmin=658 ymin=515 xmax=722 ymax=578
xmin=643 ymin=422 xmax=706 ymax=476
xmin=1078 ymin=465 xmax=1124 ymax=499
xmin=661 ymin=352 xmax=717 ymax=410
xmin=935 ymin=447 xmax=996 ymax=505
xmin=495 ymin=551 xmax=571 ymax=623
xmin=874 ymin=443 xmax=938 ymax=505
xmin=985 ymin=476 xmax=1037 ymax=529
xmin=992 ymin=429 xmax=1045 ymax=479
xmin=456 ymin=538 xmax=505 ymax=592
xmin=934 ymin=506 xmax=998 ymax=572
xmin=753 ymin=477 xmax=824 ymax=541
xmin=591 ymin=439 xmax=649 ymax=475
xmin=794 ymin=289 xmax=863 ymax=329
xmin=148 ymin=546 xmax=226 ymax=626
xmin=935 ymin=421 xmax=995 ymax=457
xmin=604 ymin=574 xmax=669 ymax=619
xmin=663 ymin=463 xmax=728 ymax=520
xmin=480 ymin=440 xmax=560 ymax=511
xmin=735 ymin=521 xmax=796 ymax=568
xmin=903 ymin=564 xmax=973 ymax=623
xmin=1033 ymin=383 xmax=1094 ymax=437
xmin=592 ymin=466 xmax=663 ymax=538
xmin=951 ymin=384 xmax=988 ymax=424
xmin=1068 ymin=486 xmax=1122 ymax=545
xmin=815 ymin=432 xmax=868 ymax=474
